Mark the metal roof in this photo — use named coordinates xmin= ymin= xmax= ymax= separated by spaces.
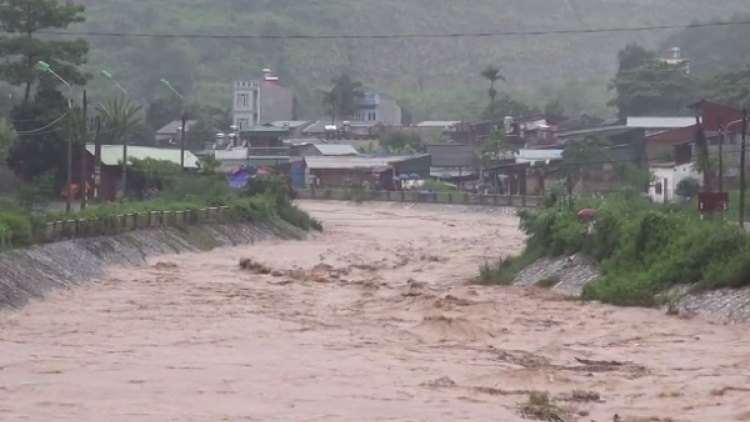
xmin=86 ymin=144 xmax=200 ymax=169
xmin=416 ymin=120 xmax=461 ymax=127
xmin=515 ymin=149 xmax=564 ymax=164
xmin=268 ymin=120 xmax=313 ymax=128
xmin=242 ymin=125 xmax=290 ymax=132
xmin=302 ymin=120 xmax=381 ymax=133
xmin=557 ymin=125 xmax=632 ymax=138
xmin=626 ymin=116 xmax=697 ymax=128
xmin=313 ymin=144 xmax=360 ymax=156
xmin=304 ymin=156 xmax=406 ymax=170
xmin=425 ymin=144 xmax=475 ymax=167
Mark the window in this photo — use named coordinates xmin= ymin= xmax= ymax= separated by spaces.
xmin=367 ymin=111 xmax=376 ymax=121
xmin=354 ymin=111 xmax=365 ymax=120
xmin=237 ymin=118 xmax=250 ymax=130
xmin=236 ymin=93 xmax=250 ymax=107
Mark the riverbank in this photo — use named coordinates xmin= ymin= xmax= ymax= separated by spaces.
xmin=0 ymin=221 xmax=310 ymax=309
xmin=478 ymin=192 xmax=750 ymax=324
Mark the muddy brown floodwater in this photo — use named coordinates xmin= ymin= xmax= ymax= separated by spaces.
xmin=1 ymin=201 xmax=749 ymax=422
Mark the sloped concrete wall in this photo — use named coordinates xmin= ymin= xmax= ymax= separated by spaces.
xmin=0 ymin=222 xmax=307 ymax=309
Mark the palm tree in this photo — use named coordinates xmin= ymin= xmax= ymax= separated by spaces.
xmin=320 ymin=88 xmax=338 ymax=125
xmin=480 ymin=65 xmax=506 ymax=118
xmin=330 ymin=73 xmax=364 ymax=118
xmin=96 ymin=96 xmax=143 ymax=197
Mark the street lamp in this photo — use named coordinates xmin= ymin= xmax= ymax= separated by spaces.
xmin=101 ymin=70 xmax=127 ymax=95
xmin=160 ymin=78 xmax=187 ymax=169
xmin=36 ymin=60 xmax=75 ymax=213
xmin=100 ymin=69 xmax=132 ymax=200
xmin=160 ymin=78 xmax=184 ymax=100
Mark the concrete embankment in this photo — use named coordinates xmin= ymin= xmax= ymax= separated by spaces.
xmin=513 ymin=256 xmax=750 ymax=324
xmin=0 ymin=222 xmax=308 ymax=309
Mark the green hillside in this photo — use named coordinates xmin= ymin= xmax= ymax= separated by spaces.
xmin=61 ymin=0 xmax=750 ymax=119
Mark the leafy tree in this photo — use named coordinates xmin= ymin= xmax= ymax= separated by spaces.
xmin=0 ymin=116 xmax=15 ymax=164
xmin=5 ymin=85 xmax=69 ymax=181
xmin=480 ymin=65 xmax=505 ymax=117
xmin=616 ymin=44 xmax=656 ymax=75
xmin=197 ymin=155 xmax=219 ymax=174
xmin=184 ymin=118 xmax=216 ymax=150
xmin=609 ymin=54 xmax=698 ymax=118
xmin=613 ymin=161 xmax=652 ymax=192
xmin=482 ymin=94 xmax=531 ymax=120
xmin=0 ymin=0 xmax=88 ymax=102
xmin=560 ymin=135 xmax=607 ymax=196
xmin=145 ymin=97 xmax=182 ymax=131
xmin=477 ymin=130 xmax=514 ymax=166
xmin=705 ymin=65 xmax=750 ymax=108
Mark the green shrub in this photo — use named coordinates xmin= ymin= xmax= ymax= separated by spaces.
xmin=482 ymin=192 xmax=750 ymax=307
xmin=0 ymin=175 xmax=321 ymax=252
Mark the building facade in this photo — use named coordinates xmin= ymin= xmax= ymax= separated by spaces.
xmin=231 ymin=70 xmax=295 ymax=130
xmin=352 ymin=92 xmax=402 ymax=126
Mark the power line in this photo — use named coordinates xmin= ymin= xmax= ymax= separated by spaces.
xmin=37 ymin=19 xmax=750 ymax=40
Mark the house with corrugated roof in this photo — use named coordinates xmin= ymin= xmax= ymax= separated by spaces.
xmin=77 ymin=144 xmax=200 ymax=201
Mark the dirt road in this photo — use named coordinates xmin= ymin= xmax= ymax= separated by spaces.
xmin=1 ymin=201 xmax=748 ymax=421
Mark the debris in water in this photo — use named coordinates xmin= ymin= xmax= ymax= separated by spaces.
xmin=238 ymin=258 xmax=272 ymax=274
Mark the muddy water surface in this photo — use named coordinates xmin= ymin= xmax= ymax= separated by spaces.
xmin=1 ymin=201 xmax=749 ymax=421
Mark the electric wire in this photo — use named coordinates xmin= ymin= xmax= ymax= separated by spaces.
xmin=14 ymin=109 xmax=72 ymax=134
xmin=37 ymin=19 xmax=750 ymax=40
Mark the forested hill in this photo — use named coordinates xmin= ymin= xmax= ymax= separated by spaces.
xmin=73 ymin=0 xmax=750 ymax=119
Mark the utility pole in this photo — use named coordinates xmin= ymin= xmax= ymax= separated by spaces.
xmin=121 ymin=125 xmax=128 ymax=200
xmin=741 ymin=108 xmax=748 ymax=228
xmin=66 ymin=116 xmax=73 ymax=213
xmin=80 ymin=90 xmax=88 ymax=210
xmin=180 ymin=112 xmax=187 ymax=169
xmin=93 ymin=116 xmax=102 ymax=202
xmin=718 ymin=120 xmax=724 ymax=195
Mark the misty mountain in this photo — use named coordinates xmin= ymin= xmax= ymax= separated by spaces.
xmin=71 ymin=0 xmax=750 ymax=119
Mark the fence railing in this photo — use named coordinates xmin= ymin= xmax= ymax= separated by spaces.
xmin=296 ymin=188 xmax=541 ymax=208
xmin=17 ymin=206 xmax=234 ymax=247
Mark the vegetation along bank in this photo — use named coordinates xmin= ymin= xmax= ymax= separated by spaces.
xmin=479 ymin=190 xmax=750 ymax=310
xmin=0 ymin=174 xmax=321 ymax=253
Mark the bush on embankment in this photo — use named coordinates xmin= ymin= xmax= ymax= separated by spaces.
xmin=480 ymin=191 xmax=750 ymax=307
xmin=0 ymin=176 xmax=321 ymax=252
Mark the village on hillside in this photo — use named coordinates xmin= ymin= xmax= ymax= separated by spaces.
xmin=1 ymin=33 xmax=748 ymax=213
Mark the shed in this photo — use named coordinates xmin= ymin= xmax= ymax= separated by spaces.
xmin=425 ymin=144 xmax=475 ymax=167
xmin=80 ymin=145 xmax=200 ymax=201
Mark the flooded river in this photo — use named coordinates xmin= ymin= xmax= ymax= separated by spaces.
xmin=1 ymin=201 xmax=748 ymax=421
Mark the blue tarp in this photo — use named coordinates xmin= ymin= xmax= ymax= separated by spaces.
xmin=227 ymin=166 xmax=257 ymax=189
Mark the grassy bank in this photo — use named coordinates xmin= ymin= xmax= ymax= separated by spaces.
xmin=479 ymin=191 xmax=750 ymax=307
xmin=0 ymin=176 xmax=321 ymax=252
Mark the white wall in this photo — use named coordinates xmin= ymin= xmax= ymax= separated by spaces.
xmin=648 ymin=163 xmax=702 ymax=203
